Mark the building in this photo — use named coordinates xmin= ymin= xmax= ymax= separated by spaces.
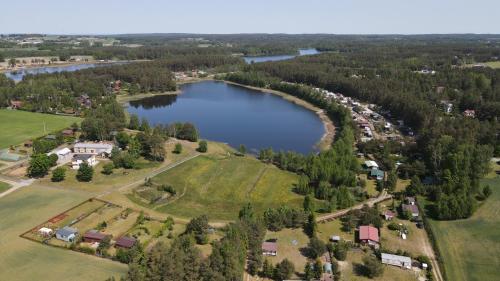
xmin=55 ymin=226 xmax=78 ymax=242
xmin=383 ymin=210 xmax=395 ymax=221
xmin=405 ymin=197 xmax=416 ymax=205
xmin=262 ymin=241 xmax=278 ymax=256
xmin=402 ymin=204 xmax=419 ymax=217
xmin=38 ymin=227 xmax=53 ymax=237
xmin=72 ymin=154 xmax=97 ymax=169
xmin=115 ymin=236 xmax=137 ymax=249
xmin=381 ymin=253 xmax=412 ymax=269
xmin=10 ymin=100 xmax=23 ymax=109
xmin=62 ymin=129 xmax=74 ymax=136
xmin=330 ymin=235 xmax=341 ymax=242
xmin=463 ymin=109 xmax=476 ymax=118
xmin=73 ymin=142 xmax=113 ymax=157
xmin=364 ymin=160 xmax=379 ymax=169
xmin=324 ymin=262 xmax=333 ymax=273
xmin=359 ymin=225 xmax=379 ymax=248
xmin=48 ymin=147 xmax=72 ymax=163
xmin=83 ymin=230 xmax=110 ymax=243
xmin=370 ymin=168 xmax=385 ymax=181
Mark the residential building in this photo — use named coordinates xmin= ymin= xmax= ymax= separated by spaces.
xmin=72 ymin=154 xmax=97 ymax=169
xmin=73 ymin=142 xmax=113 ymax=157
xmin=83 ymin=230 xmax=110 ymax=243
xmin=262 ymin=241 xmax=278 ymax=256
xmin=359 ymin=225 xmax=379 ymax=248
xmin=38 ymin=227 xmax=53 ymax=237
xmin=463 ymin=109 xmax=476 ymax=118
xmin=370 ymin=168 xmax=385 ymax=181
xmin=381 ymin=253 xmax=412 ymax=269
xmin=48 ymin=147 xmax=72 ymax=163
xmin=115 ymin=236 xmax=137 ymax=249
xmin=383 ymin=210 xmax=395 ymax=221
xmin=55 ymin=226 xmax=78 ymax=242
xmin=364 ymin=160 xmax=379 ymax=169
xmin=402 ymin=204 xmax=419 ymax=217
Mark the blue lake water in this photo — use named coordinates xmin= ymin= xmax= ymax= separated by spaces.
xmin=127 ymin=81 xmax=325 ymax=154
xmin=4 ymin=62 xmax=123 ymax=82
xmin=243 ymin=48 xmax=320 ymax=64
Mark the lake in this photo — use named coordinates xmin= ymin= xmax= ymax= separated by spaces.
xmin=243 ymin=48 xmax=320 ymax=64
xmin=127 ymin=81 xmax=325 ymax=154
xmin=4 ymin=62 xmax=123 ymax=82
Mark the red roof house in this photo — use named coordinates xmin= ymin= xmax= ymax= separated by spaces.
xmin=115 ymin=236 xmax=137 ymax=249
xmin=262 ymin=241 xmax=278 ymax=256
xmin=83 ymin=230 xmax=110 ymax=243
xmin=383 ymin=210 xmax=396 ymax=221
xmin=359 ymin=226 xmax=379 ymax=247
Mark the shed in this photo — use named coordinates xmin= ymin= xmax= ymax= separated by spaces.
xmin=364 ymin=160 xmax=379 ymax=169
xmin=324 ymin=262 xmax=333 ymax=273
xmin=115 ymin=236 xmax=137 ymax=249
xmin=381 ymin=253 xmax=412 ymax=269
xmin=383 ymin=210 xmax=395 ymax=221
xmin=38 ymin=227 xmax=53 ymax=237
xmin=83 ymin=230 xmax=110 ymax=243
xmin=370 ymin=168 xmax=385 ymax=181
xmin=330 ymin=235 xmax=341 ymax=242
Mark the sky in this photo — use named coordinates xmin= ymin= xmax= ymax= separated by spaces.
xmin=1 ymin=0 xmax=499 ymax=34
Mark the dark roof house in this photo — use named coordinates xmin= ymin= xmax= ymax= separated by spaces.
xmin=115 ymin=236 xmax=137 ymax=249
xmin=83 ymin=230 xmax=110 ymax=243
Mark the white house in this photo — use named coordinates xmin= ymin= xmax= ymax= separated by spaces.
xmin=262 ymin=241 xmax=277 ymax=256
xmin=364 ymin=160 xmax=379 ymax=169
xmin=38 ymin=227 xmax=53 ymax=237
xmin=48 ymin=147 xmax=72 ymax=163
xmin=381 ymin=253 xmax=412 ymax=269
xmin=73 ymin=142 xmax=113 ymax=157
xmin=55 ymin=226 xmax=78 ymax=242
xmin=72 ymin=154 xmax=97 ymax=170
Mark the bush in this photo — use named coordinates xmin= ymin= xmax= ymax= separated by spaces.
xmin=173 ymin=143 xmax=183 ymax=154
xmin=361 ymin=256 xmax=384 ymax=278
xmin=308 ymin=237 xmax=326 ymax=259
xmin=76 ymin=163 xmax=94 ymax=182
xmin=102 ymin=162 xmax=115 ymax=175
xmin=51 ymin=167 xmax=66 ymax=182
xmin=332 ymin=241 xmax=349 ymax=261
xmin=197 ymin=140 xmax=208 ymax=152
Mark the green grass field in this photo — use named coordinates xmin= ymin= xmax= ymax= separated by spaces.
xmin=0 ymin=181 xmax=12 ymax=193
xmin=484 ymin=61 xmax=500 ymax=69
xmin=427 ymin=176 xmax=500 ymax=281
xmin=0 ymin=110 xmax=81 ymax=148
xmin=146 ymin=154 xmax=303 ymax=220
xmin=0 ymin=185 xmax=126 ymax=281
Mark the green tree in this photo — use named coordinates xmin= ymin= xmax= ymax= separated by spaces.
xmin=304 ymin=212 xmax=317 ymax=237
xmin=128 ymin=137 xmax=142 ymax=158
xmin=274 ymin=259 xmax=295 ymax=280
xmin=308 ymin=237 xmax=326 ymax=259
xmin=304 ymin=262 xmax=314 ymax=281
xmin=102 ymin=162 xmax=115 ymax=175
xmin=197 ymin=140 xmax=208 ymax=153
xmin=76 ymin=163 xmax=94 ymax=182
xmin=238 ymin=144 xmax=247 ymax=155
xmin=27 ymin=154 xmax=51 ymax=178
xmin=116 ymin=132 xmax=130 ymax=149
xmin=128 ymin=114 xmax=140 ymax=130
xmin=51 ymin=167 xmax=66 ymax=182
xmin=332 ymin=241 xmax=349 ymax=261
xmin=362 ymin=256 xmax=384 ymax=278
xmin=313 ymin=259 xmax=323 ymax=279
xmin=140 ymin=117 xmax=150 ymax=132
xmin=303 ymin=195 xmax=315 ymax=212
xmin=483 ymin=185 xmax=492 ymax=198
xmin=296 ymin=174 xmax=311 ymax=194
xmin=262 ymin=259 xmax=274 ymax=278
xmin=173 ymin=143 xmax=183 ymax=154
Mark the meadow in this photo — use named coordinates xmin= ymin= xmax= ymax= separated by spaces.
xmin=0 ymin=185 xmax=126 ymax=281
xmin=143 ymin=154 xmax=303 ymax=220
xmin=426 ymin=176 xmax=500 ymax=281
xmin=0 ymin=110 xmax=81 ymax=148
xmin=0 ymin=181 xmax=11 ymax=193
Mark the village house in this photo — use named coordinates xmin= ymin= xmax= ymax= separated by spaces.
xmin=55 ymin=226 xmax=78 ymax=242
xmin=62 ymin=129 xmax=74 ymax=137
xmin=83 ymin=230 xmax=110 ymax=243
xmin=364 ymin=160 xmax=379 ymax=170
xmin=48 ymin=147 xmax=72 ymax=164
xmin=115 ymin=236 xmax=137 ymax=249
xmin=38 ymin=227 xmax=53 ymax=237
xmin=463 ymin=109 xmax=476 ymax=118
xmin=262 ymin=241 xmax=278 ymax=256
xmin=73 ymin=142 xmax=113 ymax=157
xmin=402 ymin=204 xmax=420 ymax=218
xmin=381 ymin=253 xmax=412 ymax=269
xmin=370 ymin=168 xmax=385 ymax=181
xmin=77 ymin=94 xmax=92 ymax=108
xmin=383 ymin=210 xmax=396 ymax=221
xmin=359 ymin=225 xmax=379 ymax=248
xmin=10 ymin=100 xmax=23 ymax=109
xmin=72 ymin=154 xmax=97 ymax=169
xmin=405 ymin=197 xmax=416 ymax=205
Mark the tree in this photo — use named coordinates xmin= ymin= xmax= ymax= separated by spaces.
xmin=128 ymin=114 xmax=140 ymax=130
xmin=51 ymin=167 xmax=66 ymax=182
xmin=313 ymin=259 xmax=323 ymax=279
xmin=386 ymin=170 xmax=397 ymax=192
xmin=8 ymin=58 xmax=16 ymax=67
xmin=274 ymin=259 xmax=294 ymax=280
xmin=27 ymin=154 xmax=52 ymax=178
xmin=102 ymin=162 xmax=114 ymax=175
xmin=296 ymin=174 xmax=311 ymax=194
xmin=173 ymin=143 xmax=183 ymax=154
xmin=128 ymin=137 xmax=142 ymax=158
xmin=304 ymin=212 xmax=317 ymax=237
xmin=185 ymin=215 xmax=209 ymax=245
xmin=178 ymin=123 xmax=198 ymax=142
xmin=303 ymin=195 xmax=315 ymax=212
xmin=262 ymin=259 xmax=274 ymax=278
xmin=308 ymin=237 xmax=326 ymax=259
xmin=304 ymin=262 xmax=314 ymax=281
xmin=76 ymin=163 xmax=94 ymax=182
xmin=116 ymin=132 xmax=130 ymax=149
xmin=140 ymin=117 xmax=150 ymax=132
xmin=197 ymin=140 xmax=208 ymax=153
xmin=332 ymin=241 xmax=349 ymax=261
xmin=361 ymin=256 xmax=384 ymax=278
xmin=483 ymin=185 xmax=492 ymax=198
xmin=238 ymin=144 xmax=246 ymax=155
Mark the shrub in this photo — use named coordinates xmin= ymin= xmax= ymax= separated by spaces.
xmin=51 ymin=167 xmax=66 ymax=182
xmin=197 ymin=140 xmax=208 ymax=152
xmin=173 ymin=143 xmax=183 ymax=154
xmin=102 ymin=162 xmax=115 ymax=175
xmin=76 ymin=163 xmax=94 ymax=182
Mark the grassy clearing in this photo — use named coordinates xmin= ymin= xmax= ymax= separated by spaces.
xmin=0 ymin=110 xmax=81 ymax=149
xmin=317 ymin=218 xmax=354 ymax=243
xmin=426 ymin=176 xmax=500 ymax=281
xmin=484 ymin=61 xmax=500 ymax=69
xmin=0 ymin=181 xmax=12 ymax=193
xmin=0 ymin=185 xmax=126 ymax=281
xmin=264 ymin=228 xmax=309 ymax=273
xmin=146 ymin=154 xmax=302 ymax=220
xmin=380 ymin=217 xmax=428 ymax=257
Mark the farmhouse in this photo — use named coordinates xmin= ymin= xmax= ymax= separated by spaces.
xmin=72 ymin=154 xmax=97 ymax=169
xmin=55 ymin=226 xmax=78 ymax=242
xmin=381 ymin=253 xmax=412 ymax=269
xmin=383 ymin=210 xmax=396 ymax=220
xmin=83 ymin=230 xmax=110 ymax=243
xmin=262 ymin=241 xmax=278 ymax=256
xmin=359 ymin=225 xmax=379 ymax=248
xmin=402 ymin=204 xmax=420 ymax=217
xmin=73 ymin=142 xmax=114 ymax=157
xmin=115 ymin=236 xmax=137 ymax=249
xmin=370 ymin=168 xmax=385 ymax=181
xmin=38 ymin=227 xmax=53 ymax=237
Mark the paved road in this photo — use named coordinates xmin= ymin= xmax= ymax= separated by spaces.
xmin=316 ymin=190 xmax=392 ymax=222
xmin=0 ymin=175 xmax=34 ymax=198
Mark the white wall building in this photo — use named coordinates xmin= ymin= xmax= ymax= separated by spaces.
xmin=381 ymin=253 xmax=412 ymax=269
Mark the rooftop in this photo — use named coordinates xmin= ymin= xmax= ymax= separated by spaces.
xmin=262 ymin=241 xmax=278 ymax=252
xmin=56 ymin=226 xmax=77 ymax=236
xmin=115 ymin=236 xmax=137 ymax=248
xmin=381 ymin=253 xmax=412 ymax=264
xmin=359 ymin=225 xmax=379 ymax=242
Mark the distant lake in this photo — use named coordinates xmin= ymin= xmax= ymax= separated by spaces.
xmin=127 ymin=81 xmax=325 ymax=154
xmin=4 ymin=62 xmax=124 ymax=82
xmin=243 ymin=48 xmax=320 ymax=64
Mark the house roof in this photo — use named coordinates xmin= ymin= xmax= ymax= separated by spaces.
xmin=56 ymin=226 xmax=77 ymax=237
xmin=56 ymin=147 xmax=72 ymax=156
xmin=402 ymin=204 xmax=419 ymax=215
xmin=364 ymin=160 xmax=379 ymax=168
xmin=370 ymin=169 xmax=384 ymax=178
xmin=39 ymin=227 xmax=53 ymax=233
xmin=384 ymin=210 xmax=395 ymax=217
xmin=406 ymin=197 xmax=416 ymax=203
xmin=74 ymin=142 xmax=113 ymax=149
xmin=83 ymin=230 xmax=108 ymax=241
xmin=381 ymin=253 xmax=412 ymax=264
xmin=359 ymin=225 xmax=379 ymax=242
xmin=73 ymin=154 xmax=94 ymax=161
xmin=115 ymin=236 xmax=136 ymax=248
xmin=262 ymin=241 xmax=278 ymax=252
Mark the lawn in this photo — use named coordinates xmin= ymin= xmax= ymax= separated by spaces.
xmin=147 ymin=154 xmax=303 ymax=220
xmin=484 ymin=61 xmax=500 ymax=69
xmin=264 ymin=228 xmax=310 ymax=273
xmin=0 ymin=181 xmax=12 ymax=193
xmin=0 ymin=185 xmax=126 ymax=281
xmin=425 ymin=176 xmax=500 ymax=281
xmin=0 ymin=110 xmax=81 ymax=149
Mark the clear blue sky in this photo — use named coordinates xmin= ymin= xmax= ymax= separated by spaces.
xmin=1 ymin=0 xmax=498 ymax=34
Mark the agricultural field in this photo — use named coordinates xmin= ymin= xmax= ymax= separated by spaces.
xmin=0 ymin=109 xmax=81 ymax=149
xmin=0 ymin=181 xmax=12 ymax=193
xmin=426 ymin=176 xmax=500 ymax=281
xmin=0 ymin=185 xmax=126 ymax=281
xmin=134 ymin=154 xmax=303 ymax=220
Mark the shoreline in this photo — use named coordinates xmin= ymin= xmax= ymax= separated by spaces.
xmin=0 ymin=59 xmax=148 ymax=74
xmin=221 ymin=80 xmax=335 ymax=151
xmin=117 ymin=77 xmax=335 ymax=151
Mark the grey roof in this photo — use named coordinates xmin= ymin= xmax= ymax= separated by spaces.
xmin=73 ymin=154 xmax=94 ymax=161
xmin=74 ymin=142 xmax=113 ymax=149
xmin=381 ymin=253 xmax=412 ymax=264
xmin=56 ymin=226 xmax=78 ymax=237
